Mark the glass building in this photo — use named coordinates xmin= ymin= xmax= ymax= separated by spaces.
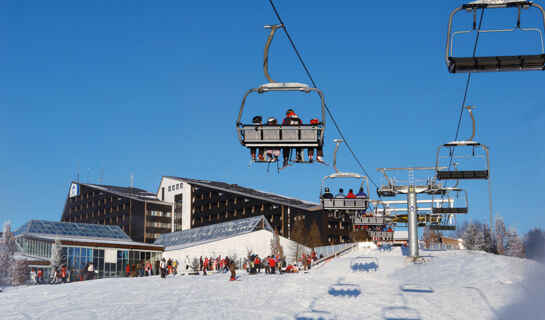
xmin=13 ymin=220 xmax=163 ymax=280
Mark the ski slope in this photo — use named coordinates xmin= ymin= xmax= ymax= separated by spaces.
xmin=1 ymin=246 xmax=544 ymax=320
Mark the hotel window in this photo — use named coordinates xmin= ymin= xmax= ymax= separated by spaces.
xmin=168 ymin=186 xmax=171 ymax=192
xmin=176 ymin=184 xmax=179 ymax=190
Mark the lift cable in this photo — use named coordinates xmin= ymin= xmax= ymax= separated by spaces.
xmin=268 ymin=0 xmax=381 ymax=191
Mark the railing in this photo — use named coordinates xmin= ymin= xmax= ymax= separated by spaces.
xmin=420 ymin=242 xmax=461 ymax=251
xmin=311 ymin=243 xmax=358 ymax=270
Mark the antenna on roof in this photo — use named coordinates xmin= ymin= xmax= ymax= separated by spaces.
xmin=130 ymin=173 xmax=134 ymax=188
xmin=100 ymin=164 xmax=104 ymax=184
xmin=87 ymin=168 xmax=90 ymax=183
xmin=77 ymin=160 xmax=80 ymax=182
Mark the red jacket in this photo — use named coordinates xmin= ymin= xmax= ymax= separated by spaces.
xmin=346 ymin=192 xmax=356 ymax=198
xmin=126 ymin=264 xmax=130 ymax=274
xmin=269 ymin=258 xmax=276 ymax=267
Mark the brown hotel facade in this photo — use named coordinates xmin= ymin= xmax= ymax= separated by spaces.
xmin=60 ymin=177 xmax=353 ymax=247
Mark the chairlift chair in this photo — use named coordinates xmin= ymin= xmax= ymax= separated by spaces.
xmin=320 ymin=140 xmax=370 ymax=213
xmin=446 ymin=0 xmax=545 ymax=73
xmin=431 ymin=188 xmax=469 ymax=214
xmin=435 ymin=106 xmax=490 ymax=180
xmin=236 ymin=25 xmax=326 ymax=162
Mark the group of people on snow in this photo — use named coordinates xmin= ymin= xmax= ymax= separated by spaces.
xmin=250 ymin=108 xmax=324 ymax=166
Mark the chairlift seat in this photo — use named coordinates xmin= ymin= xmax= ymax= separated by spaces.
xmin=240 ymin=124 xmax=323 ymax=148
xmin=322 ymin=198 xmax=368 ymax=211
xmin=448 ymin=55 xmax=545 ymax=73
xmin=353 ymin=216 xmax=390 ymax=226
xmin=436 ymin=170 xmax=489 ymax=180
xmin=429 ymin=225 xmax=456 ymax=231
xmin=367 ymin=230 xmax=394 ymax=240
xmin=377 ymin=187 xmax=396 ymax=197
xmin=432 ymin=207 xmax=468 ymax=214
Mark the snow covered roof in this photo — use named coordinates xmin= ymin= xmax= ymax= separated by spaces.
xmin=76 ymin=182 xmax=170 ymax=205
xmin=13 ymin=220 xmax=131 ymax=241
xmin=154 ymin=215 xmax=273 ymax=251
xmin=165 ymin=176 xmax=321 ymax=210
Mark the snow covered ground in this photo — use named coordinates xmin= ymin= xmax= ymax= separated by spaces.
xmin=1 ymin=246 xmax=544 ymax=320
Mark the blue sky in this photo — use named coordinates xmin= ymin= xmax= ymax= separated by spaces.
xmin=1 ymin=1 xmax=543 ymax=234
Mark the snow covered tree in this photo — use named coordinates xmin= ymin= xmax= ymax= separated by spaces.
xmin=463 ymin=222 xmax=478 ymax=250
xmin=524 ymin=228 xmax=545 ymax=262
xmin=50 ymin=236 xmax=63 ymax=270
xmin=11 ymin=259 xmax=28 ymax=286
xmin=0 ymin=221 xmax=16 ymax=286
xmin=482 ymin=224 xmax=495 ymax=253
xmin=505 ymin=229 xmax=525 ymax=258
xmin=495 ymin=215 xmax=507 ymax=255
xmin=270 ymin=229 xmax=284 ymax=258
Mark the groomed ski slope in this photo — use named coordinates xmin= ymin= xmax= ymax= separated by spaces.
xmin=1 ymin=246 xmax=544 ymax=320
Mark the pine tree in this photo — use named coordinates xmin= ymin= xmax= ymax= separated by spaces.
xmin=463 ymin=223 xmax=478 ymax=250
xmin=270 ymin=229 xmax=284 ymax=258
xmin=50 ymin=236 xmax=63 ymax=270
xmin=495 ymin=215 xmax=507 ymax=255
xmin=11 ymin=259 xmax=28 ymax=286
xmin=0 ymin=221 xmax=16 ymax=286
xmin=482 ymin=224 xmax=495 ymax=253
xmin=506 ymin=229 xmax=525 ymax=258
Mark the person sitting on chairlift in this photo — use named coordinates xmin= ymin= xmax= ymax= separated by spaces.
xmin=266 ymin=117 xmax=280 ymax=162
xmin=346 ymin=189 xmax=356 ymax=198
xmin=356 ymin=187 xmax=367 ymax=198
xmin=322 ymin=187 xmax=333 ymax=199
xmin=308 ymin=118 xmax=324 ymax=163
xmin=282 ymin=109 xmax=303 ymax=166
xmin=335 ymin=188 xmax=345 ymax=198
xmin=251 ymin=116 xmax=264 ymax=161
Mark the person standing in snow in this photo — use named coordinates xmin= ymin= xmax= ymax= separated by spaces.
xmin=269 ymin=256 xmax=276 ymax=274
xmin=160 ymin=258 xmax=167 ymax=278
xmin=30 ymin=269 xmax=37 ymax=284
xmin=155 ymin=258 xmax=160 ymax=276
xmin=203 ymin=257 xmax=208 ymax=276
xmin=87 ymin=262 xmax=95 ymax=280
xmin=229 ymin=260 xmax=236 ymax=281
xmin=37 ymin=269 xmax=43 ymax=284
xmin=126 ymin=264 xmax=131 ymax=277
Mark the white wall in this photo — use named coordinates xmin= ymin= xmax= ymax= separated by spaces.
xmin=157 ymin=177 xmax=191 ymax=231
xmin=162 ymin=230 xmax=309 ymax=266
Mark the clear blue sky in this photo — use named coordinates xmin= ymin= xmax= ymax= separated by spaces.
xmin=1 ymin=1 xmax=543 ymax=234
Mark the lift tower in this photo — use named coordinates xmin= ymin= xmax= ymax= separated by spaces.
xmin=376 ymin=167 xmax=448 ymax=258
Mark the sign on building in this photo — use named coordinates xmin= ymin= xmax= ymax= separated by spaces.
xmin=69 ymin=183 xmax=80 ymax=198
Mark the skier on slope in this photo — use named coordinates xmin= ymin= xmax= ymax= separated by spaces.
xmin=229 ymin=260 xmax=236 ymax=281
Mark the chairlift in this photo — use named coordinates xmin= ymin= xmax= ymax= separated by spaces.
xmin=236 ymin=25 xmax=326 ymax=165
xmin=431 ymin=188 xmax=469 ymax=214
xmin=436 ymin=106 xmax=490 ymax=180
xmin=320 ymin=140 xmax=370 ymax=213
xmin=367 ymin=230 xmax=394 ymax=241
xmin=446 ymin=0 xmax=545 ymax=73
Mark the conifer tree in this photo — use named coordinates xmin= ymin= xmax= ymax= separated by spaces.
xmin=11 ymin=260 xmax=28 ymax=286
xmin=506 ymin=229 xmax=525 ymax=258
xmin=50 ymin=236 xmax=63 ymax=270
xmin=495 ymin=215 xmax=507 ymax=255
xmin=463 ymin=223 xmax=478 ymax=250
xmin=0 ymin=221 xmax=16 ymax=286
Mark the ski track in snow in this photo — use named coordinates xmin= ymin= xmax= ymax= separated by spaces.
xmin=1 ymin=247 xmax=543 ymax=320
